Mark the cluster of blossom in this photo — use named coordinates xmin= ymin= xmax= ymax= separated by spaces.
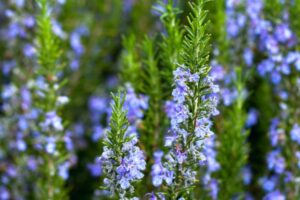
xmin=151 ymin=150 xmax=173 ymax=188
xmin=100 ymin=137 xmax=146 ymax=199
xmin=0 ymin=1 xmax=37 ymax=198
xmin=226 ymin=0 xmax=300 ymax=84
xmin=0 ymin=71 xmax=76 ymax=199
xmin=225 ymin=0 xmax=300 ymax=198
xmin=200 ymin=134 xmax=219 ymax=200
xmin=151 ymin=66 xmax=218 ymax=198
xmin=260 ymin=111 xmax=300 ymax=198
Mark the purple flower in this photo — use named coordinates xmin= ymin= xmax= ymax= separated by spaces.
xmin=70 ymin=32 xmax=84 ymax=56
xmin=210 ymin=63 xmax=225 ymax=81
xmin=227 ymin=18 xmax=240 ymax=38
xmin=70 ymin=59 xmax=80 ymax=71
xmin=268 ymin=118 xmax=282 ymax=146
xmin=271 ymin=71 xmax=281 ymax=84
xmin=123 ymin=84 xmax=148 ymax=123
xmin=16 ymin=139 xmax=26 ymax=151
xmin=278 ymin=63 xmax=290 ymax=75
xmin=264 ymin=35 xmax=279 ymax=54
xmin=100 ymin=124 xmax=146 ymax=196
xmin=45 ymin=136 xmax=57 ymax=154
xmin=267 ymin=150 xmax=286 ymax=174
xmin=40 ymin=111 xmax=63 ymax=131
xmin=260 ymin=176 xmax=278 ymax=192
xmin=52 ymin=20 xmax=67 ymax=39
xmin=246 ymin=109 xmax=259 ymax=127
xmin=7 ymin=22 xmax=26 ymax=39
xmin=58 ymin=162 xmax=70 ymax=180
xmin=296 ymin=152 xmax=300 ymax=169
xmin=290 ymin=124 xmax=300 ymax=144
xmin=203 ymin=136 xmax=220 ymax=172
xmin=89 ymin=96 xmax=107 ymax=114
xmin=243 ymin=48 xmax=254 ymax=66
xmin=258 ymin=59 xmax=275 ymax=76
xmin=13 ymin=0 xmax=25 ymax=8
xmin=87 ymin=159 xmax=102 ymax=177
xmin=242 ymin=167 xmax=252 ymax=185
xmin=0 ymin=186 xmax=10 ymax=200
xmin=221 ymin=88 xmax=237 ymax=106
xmin=92 ymin=125 xmax=103 ymax=142
xmin=21 ymin=87 xmax=31 ymax=110
xmin=23 ymin=43 xmax=36 ymax=58
xmin=264 ymin=190 xmax=285 ymax=200
xmin=208 ymin=179 xmax=218 ymax=200
xmin=23 ymin=15 xmax=35 ymax=28
xmin=2 ymin=61 xmax=16 ymax=76
xmin=27 ymin=157 xmax=38 ymax=171
xmin=275 ymin=24 xmax=292 ymax=43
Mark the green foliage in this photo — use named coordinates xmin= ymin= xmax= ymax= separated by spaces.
xmin=35 ymin=0 xmax=66 ymax=113
xmin=182 ymin=0 xmax=212 ymax=138
xmin=216 ymin=68 xmax=249 ymax=200
xmin=121 ymin=34 xmax=142 ymax=91
xmin=103 ymin=91 xmax=130 ymax=154
xmin=140 ymin=36 xmax=165 ymax=150
xmin=288 ymin=0 xmax=300 ymax=39
xmin=36 ymin=0 xmax=61 ymax=77
xmin=156 ymin=0 xmax=184 ymax=92
xmin=181 ymin=0 xmax=211 ymax=74
xmin=264 ymin=0 xmax=283 ymax=21
xmin=139 ymin=36 xmax=167 ymax=193
xmin=207 ymin=0 xmax=228 ymax=63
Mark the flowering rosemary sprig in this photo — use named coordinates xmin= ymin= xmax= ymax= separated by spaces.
xmin=100 ymin=91 xmax=146 ymax=199
xmin=34 ymin=0 xmax=70 ymax=199
xmin=156 ymin=0 xmax=219 ymax=198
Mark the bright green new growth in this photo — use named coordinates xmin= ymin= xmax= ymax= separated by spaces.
xmin=36 ymin=0 xmax=66 ymax=112
xmin=157 ymin=0 xmax=183 ymax=92
xmin=216 ymin=68 xmax=249 ymax=200
xmin=121 ymin=34 xmax=142 ymax=91
xmin=210 ymin=0 xmax=229 ymax=63
xmin=103 ymin=91 xmax=130 ymax=154
xmin=37 ymin=0 xmax=61 ymax=77
xmin=140 ymin=36 xmax=165 ymax=152
xmin=182 ymin=0 xmax=211 ymax=74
